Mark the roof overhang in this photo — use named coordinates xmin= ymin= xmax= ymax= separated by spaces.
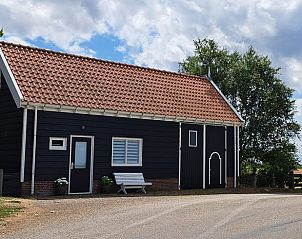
xmin=21 ymin=102 xmax=244 ymax=127
xmin=207 ymin=77 xmax=244 ymax=123
xmin=0 ymin=47 xmax=23 ymax=107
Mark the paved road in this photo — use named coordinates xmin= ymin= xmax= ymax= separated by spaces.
xmin=2 ymin=193 xmax=302 ymax=239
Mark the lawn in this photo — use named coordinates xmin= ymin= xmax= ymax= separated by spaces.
xmin=0 ymin=197 xmax=22 ymax=221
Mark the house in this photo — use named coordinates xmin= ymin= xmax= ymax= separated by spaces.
xmin=290 ymin=169 xmax=302 ymax=189
xmin=0 ymin=42 xmax=243 ymax=196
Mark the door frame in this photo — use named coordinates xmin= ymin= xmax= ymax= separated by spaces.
xmin=208 ymin=151 xmax=222 ymax=186
xmin=68 ymin=135 xmax=95 ymax=195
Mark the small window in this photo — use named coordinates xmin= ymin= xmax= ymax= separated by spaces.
xmin=112 ymin=137 xmax=143 ymax=166
xmin=49 ymin=137 xmax=67 ymax=150
xmin=74 ymin=141 xmax=87 ymax=168
xmin=189 ymin=130 xmax=197 ymax=147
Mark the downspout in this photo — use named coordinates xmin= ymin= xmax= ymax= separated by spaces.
xmin=20 ymin=107 xmax=27 ymax=182
xmin=225 ymin=126 xmax=227 ymax=187
xmin=237 ymin=126 xmax=240 ymax=177
xmin=202 ymin=124 xmax=206 ymax=189
xmin=178 ymin=122 xmax=182 ymax=190
xmin=31 ymin=106 xmax=38 ymax=195
xmin=234 ymin=126 xmax=237 ymax=188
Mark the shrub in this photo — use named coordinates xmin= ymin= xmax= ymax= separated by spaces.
xmin=54 ymin=177 xmax=69 ymax=187
xmin=100 ymin=176 xmax=113 ymax=186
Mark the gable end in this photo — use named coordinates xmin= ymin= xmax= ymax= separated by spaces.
xmin=0 ymin=48 xmax=23 ymax=108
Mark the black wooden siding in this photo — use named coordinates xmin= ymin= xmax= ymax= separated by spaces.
xmin=205 ymin=125 xmax=225 ymax=188
xmin=180 ymin=124 xmax=203 ymax=189
xmin=23 ymin=110 xmax=34 ymax=182
xmin=180 ymin=124 xmax=236 ymax=189
xmin=227 ymin=126 xmax=235 ymax=177
xmin=24 ymin=111 xmax=179 ymax=182
xmin=0 ymin=74 xmax=22 ymax=195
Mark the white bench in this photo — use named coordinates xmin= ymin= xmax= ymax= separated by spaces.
xmin=113 ymin=173 xmax=152 ymax=194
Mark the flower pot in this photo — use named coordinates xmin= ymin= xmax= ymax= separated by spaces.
xmin=101 ymin=185 xmax=112 ymax=194
xmin=54 ymin=184 xmax=68 ymax=196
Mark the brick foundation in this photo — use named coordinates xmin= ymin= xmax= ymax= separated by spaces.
xmin=20 ymin=178 xmax=179 ymax=196
xmin=149 ymin=178 xmax=178 ymax=191
xmin=227 ymin=177 xmax=234 ymax=188
xmin=21 ymin=181 xmax=55 ymax=196
xmin=20 ymin=181 xmax=31 ymax=196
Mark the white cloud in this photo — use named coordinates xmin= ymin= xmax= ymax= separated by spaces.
xmin=115 ymin=45 xmax=126 ymax=53
xmin=2 ymin=0 xmax=302 ymax=72
xmin=3 ymin=36 xmax=30 ymax=46
xmin=281 ymin=57 xmax=302 ymax=93
xmin=295 ymin=98 xmax=302 ymax=122
xmin=0 ymin=0 xmax=107 ymax=55
xmin=295 ymin=98 xmax=302 ymax=162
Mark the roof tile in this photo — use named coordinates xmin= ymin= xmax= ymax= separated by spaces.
xmin=0 ymin=41 xmax=241 ymax=123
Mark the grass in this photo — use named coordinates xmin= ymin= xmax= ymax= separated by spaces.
xmin=0 ymin=197 xmax=22 ymax=220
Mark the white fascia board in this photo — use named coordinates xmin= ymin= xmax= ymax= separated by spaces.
xmin=0 ymin=48 xmax=23 ymax=107
xmin=21 ymin=102 xmax=243 ymax=127
xmin=207 ymin=77 xmax=244 ymax=123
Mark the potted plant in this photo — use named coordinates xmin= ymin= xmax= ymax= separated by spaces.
xmin=100 ymin=176 xmax=113 ymax=193
xmin=54 ymin=177 xmax=68 ymax=195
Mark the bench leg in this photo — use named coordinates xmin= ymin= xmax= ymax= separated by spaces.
xmin=118 ymin=185 xmax=127 ymax=194
xmin=141 ymin=186 xmax=146 ymax=194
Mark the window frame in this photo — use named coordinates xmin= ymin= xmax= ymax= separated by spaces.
xmin=49 ymin=137 xmax=67 ymax=150
xmin=111 ymin=137 xmax=143 ymax=166
xmin=188 ymin=130 xmax=198 ymax=147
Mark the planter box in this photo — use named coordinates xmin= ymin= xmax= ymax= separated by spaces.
xmin=100 ymin=185 xmax=112 ymax=194
xmin=54 ymin=185 xmax=68 ymax=196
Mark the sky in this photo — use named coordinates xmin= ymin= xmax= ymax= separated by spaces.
xmin=0 ymin=0 xmax=302 ymax=161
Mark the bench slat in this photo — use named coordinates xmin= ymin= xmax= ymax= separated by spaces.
xmin=113 ymin=173 xmax=144 ymax=176
xmin=121 ymin=182 xmax=152 ymax=186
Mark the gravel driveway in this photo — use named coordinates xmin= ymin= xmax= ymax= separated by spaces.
xmin=2 ymin=193 xmax=302 ymax=239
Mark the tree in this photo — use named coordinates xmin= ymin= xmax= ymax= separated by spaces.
xmin=0 ymin=28 xmax=3 ymax=37
xmin=180 ymin=39 xmax=300 ymax=186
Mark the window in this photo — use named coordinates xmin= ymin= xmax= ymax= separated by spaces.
xmin=49 ymin=137 xmax=67 ymax=150
xmin=112 ymin=138 xmax=143 ymax=166
xmin=74 ymin=141 xmax=87 ymax=168
xmin=189 ymin=130 xmax=197 ymax=147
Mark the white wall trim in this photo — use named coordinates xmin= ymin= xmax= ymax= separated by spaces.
xmin=30 ymin=106 xmax=38 ymax=195
xmin=188 ymin=130 xmax=198 ymax=147
xmin=207 ymin=78 xmax=244 ymax=123
xmin=0 ymin=48 xmax=23 ymax=107
xmin=21 ymin=102 xmax=243 ymax=127
xmin=178 ymin=122 xmax=182 ymax=190
xmin=90 ymin=137 xmax=95 ymax=194
xmin=208 ymin=152 xmax=222 ymax=185
xmin=49 ymin=137 xmax=67 ymax=150
xmin=68 ymin=135 xmax=94 ymax=194
xmin=225 ymin=126 xmax=227 ymax=187
xmin=237 ymin=126 xmax=240 ymax=177
xmin=234 ymin=126 xmax=237 ymax=188
xmin=20 ymin=107 xmax=27 ymax=182
xmin=202 ymin=124 xmax=206 ymax=189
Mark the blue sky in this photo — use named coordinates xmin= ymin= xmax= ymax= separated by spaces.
xmin=1 ymin=0 xmax=302 ymax=161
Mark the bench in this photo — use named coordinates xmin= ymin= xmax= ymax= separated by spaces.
xmin=113 ymin=173 xmax=152 ymax=194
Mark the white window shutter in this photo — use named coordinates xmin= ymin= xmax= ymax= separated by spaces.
xmin=112 ymin=139 xmax=126 ymax=164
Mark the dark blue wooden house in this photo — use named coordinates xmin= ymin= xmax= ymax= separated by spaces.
xmin=0 ymin=42 xmax=243 ymax=195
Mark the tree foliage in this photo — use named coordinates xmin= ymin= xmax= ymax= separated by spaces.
xmin=180 ymin=39 xmax=300 ymax=186
xmin=0 ymin=28 xmax=3 ymax=38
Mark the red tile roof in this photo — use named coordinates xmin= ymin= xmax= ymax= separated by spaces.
xmin=291 ymin=169 xmax=302 ymax=175
xmin=0 ymin=41 xmax=241 ymax=123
